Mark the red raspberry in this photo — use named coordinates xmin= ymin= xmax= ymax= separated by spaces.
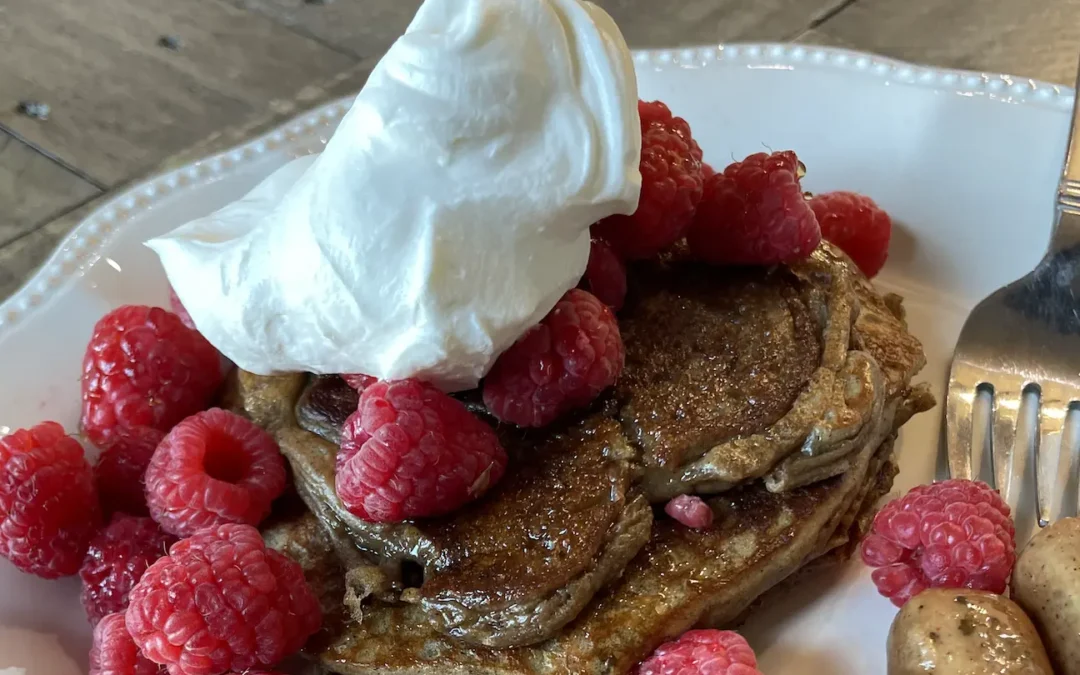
xmin=337 ymin=379 xmax=507 ymax=522
xmin=810 ymin=190 xmax=893 ymax=277
xmin=861 ymin=479 xmax=1015 ymax=607
xmin=81 ymin=305 xmax=223 ymax=447
xmin=483 ymin=289 xmax=624 ymax=428
xmin=342 ymin=373 xmax=377 ymax=392
xmin=592 ymin=100 xmax=704 ymax=260
xmin=665 ymin=495 xmax=713 ymax=529
xmin=95 ymin=426 xmax=165 ymax=518
xmin=635 ymin=629 xmax=762 ymax=675
xmin=0 ymin=422 xmax=100 ymax=578
xmin=90 ymin=612 xmax=162 ymax=675
xmin=167 ymin=286 xmax=195 ymax=330
xmin=81 ymin=514 xmax=176 ymax=625
xmin=686 ymin=151 xmax=821 ymax=266
xmin=581 ymin=239 xmax=628 ymax=311
xmin=126 ymin=523 xmax=322 ymax=675
xmin=145 ymin=408 xmax=286 ymax=537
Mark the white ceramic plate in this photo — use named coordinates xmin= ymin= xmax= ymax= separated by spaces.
xmin=0 ymin=43 xmax=1073 ymax=673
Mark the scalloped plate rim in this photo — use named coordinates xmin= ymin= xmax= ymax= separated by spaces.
xmin=0 ymin=41 xmax=1073 ymax=339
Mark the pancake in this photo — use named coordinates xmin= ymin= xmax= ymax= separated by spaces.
xmin=624 ymin=246 xmax=924 ymax=500
xmin=229 ymin=242 xmax=933 ymax=656
xmin=262 ymin=434 xmax=898 ymax=675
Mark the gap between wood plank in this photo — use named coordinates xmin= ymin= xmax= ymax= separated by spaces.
xmin=1 ymin=0 xmax=863 ymax=263
xmin=220 ymin=0 xmax=368 ymax=60
xmin=788 ymin=0 xmax=859 ymax=41
xmin=0 ymin=122 xmax=108 ymax=191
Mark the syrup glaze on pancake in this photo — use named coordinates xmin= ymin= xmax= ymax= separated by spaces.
xmin=617 ymin=262 xmax=822 ymax=469
xmin=313 ymin=436 xmax=898 ymax=674
xmin=270 ymin=377 xmax=651 ymax=648
xmin=232 ymin=242 xmax=933 ymax=656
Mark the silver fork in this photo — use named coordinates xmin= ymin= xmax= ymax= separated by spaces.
xmin=947 ymin=73 xmax=1080 ymax=529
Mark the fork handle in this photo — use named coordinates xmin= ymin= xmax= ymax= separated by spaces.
xmin=1055 ymin=64 xmax=1080 ymax=250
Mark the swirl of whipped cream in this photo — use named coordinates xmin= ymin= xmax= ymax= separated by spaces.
xmin=148 ymin=0 xmax=640 ymax=391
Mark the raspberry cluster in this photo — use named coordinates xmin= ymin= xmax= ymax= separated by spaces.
xmin=687 ymin=150 xmax=820 ymax=265
xmin=0 ymin=93 xmax=905 ymax=675
xmin=126 ymin=524 xmax=321 ymax=675
xmin=0 ymin=421 xmax=100 ymax=578
xmin=336 ymin=379 xmax=508 ymax=522
xmin=861 ymin=479 xmax=1016 ymax=607
xmin=593 ymin=100 xmax=705 ymax=260
xmin=0 ymin=295 xmax=324 ymax=674
xmin=80 ymin=514 xmax=176 ymax=625
xmin=81 ymin=305 xmax=222 ymax=447
xmin=810 ymin=190 xmax=893 ymax=277
xmin=636 ymin=629 xmax=763 ymax=675
xmin=145 ymin=408 xmax=286 ymax=537
xmin=483 ymin=288 xmax=624 ymax=428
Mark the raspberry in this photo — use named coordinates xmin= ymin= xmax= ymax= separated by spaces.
xmin=810 ymin=190 xmax=892 ymax=277
xmin=686 ymin=151 xmax=821 ymax=266
xmin=581 ymin=239 xmax=628 ymax=311
xmin=592 ymin=100 xmax=704 ymax=260
xmin=167 ymin=286 xmax=195 ymax=331
xmin=665 ymin=495 xmax=713 ymax=529
xmin=635 ymin=629 xmax=762 ymax=675
xmin=90 ymin=612 xmax=161 ymax=675
xmin=95 ymin=426 xmax=165 ymax=517
xmin=342 ymin=373 xmax=377 ymax=392
xmin=0 ymin=422 xmax=100 ymax=578
xmin=145 ymin=408 xmax=287 ymax=537
xmin=861 ymin=479 xmax=1015 ymax=607
xmin=483 ymin=288 xmax=624 ymax=428
xmin=126 ymin=523 xmax=322 ymax=675
xmin=81 ymin=514 xmax=176 ymax=625
xmin=336 ymin=379 xmax=507 ymax=522
xmin=81 ymin=305 xmax=223 ymax=447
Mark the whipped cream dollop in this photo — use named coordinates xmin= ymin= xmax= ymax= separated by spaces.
xmin=148 ymin=0 xmax=641 ymax=391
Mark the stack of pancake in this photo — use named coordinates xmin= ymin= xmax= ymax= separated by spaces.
xmin=229 ymin=242 xmax=933 ymax=675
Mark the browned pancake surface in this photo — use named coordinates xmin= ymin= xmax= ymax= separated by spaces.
xmin=243 ymin=243 xmax=933 ymax=662
xmin=422 ymin=416 xmax=634 ymax=608
xmin=318 ymin=435 xmax=888 ymax=675
xmin=279 ymin=375 xmax=650 ymax=647
xmin=617 ymin=262 xmax=821 ymax=470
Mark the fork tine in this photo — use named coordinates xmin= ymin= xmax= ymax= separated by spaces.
xmin=991 ymin=389 xmax=1022 ymax=508
xmin=1034 ymin=382 xmax=1079 ymax=526
xmin=946 ymin=379 xmax=975 ymax=479
xmin=1072 ymin=405 xmax=1080 ymax=520
xmin=1035 ymin=394 xmax=1067 ymax=528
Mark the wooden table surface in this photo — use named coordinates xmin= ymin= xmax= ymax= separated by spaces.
xmin=3 ymin=0 xmax=1080 ymax=300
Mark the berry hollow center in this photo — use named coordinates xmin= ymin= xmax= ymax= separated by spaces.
xmin=202 ymin=431 xmax=252 ymax=484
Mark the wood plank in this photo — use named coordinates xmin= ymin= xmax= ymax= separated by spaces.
xmin=234 ymin=0 xmax=848 ymax=58
xmin=0 ymin=131 xmax=101 ymax=248
xmin=0 ymin=0 xmax=356 ymax=187
xmin=806 ymin=0 xmax=1080 ymax=84
xmin=596 ymin=0 xmax=847 ymax=47
xmin=0 ymin=62 xmax=376 ymax=303
xmin=229 ymin=0 xmax=420 ymax=59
